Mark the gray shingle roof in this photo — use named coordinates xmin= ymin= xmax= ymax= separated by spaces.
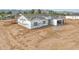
xmin=20 ymin=14 xmax=65 ymax=21
xmin=24 ymin=15 xmax=48 ymax=21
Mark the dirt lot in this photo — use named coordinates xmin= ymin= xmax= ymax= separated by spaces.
xmin=0 ymin=19 xmax=79 ymax=50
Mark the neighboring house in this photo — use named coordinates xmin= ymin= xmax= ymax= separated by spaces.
xmin=17 ymin=15 xmax=64 ymax=29
xmin=17 ymin=15 xmax=48 ymax=29
xmin=65 ymin=16 xmax=79 ymax=20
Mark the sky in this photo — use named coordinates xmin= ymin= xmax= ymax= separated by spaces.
xmin=0 ymin=0 xmax=79 ymax=12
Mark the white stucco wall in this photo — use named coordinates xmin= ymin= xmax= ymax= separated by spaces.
xmin=31 ymin=19 xmax=48 ymax=29
xmin=17 ymin=16 xmax=32 ymax=29
xmin=50 ymin=19 xmax=57 ymax=26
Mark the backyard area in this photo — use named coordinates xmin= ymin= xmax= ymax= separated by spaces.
xmin=0 ymin=19 xmax=79 ymax=49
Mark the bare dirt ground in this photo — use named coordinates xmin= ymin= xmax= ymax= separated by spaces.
xmin=0 ymin=19 xmax=79 ymax=50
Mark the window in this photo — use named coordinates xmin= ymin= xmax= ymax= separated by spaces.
xmin=34 ymin=22 xmax=38 ymax=26
xmin=43 ymin=21 xmax=46 ymax=24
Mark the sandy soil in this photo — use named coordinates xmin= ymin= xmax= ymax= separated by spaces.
xmin=0 ymin=19 xmax=79 ymax=50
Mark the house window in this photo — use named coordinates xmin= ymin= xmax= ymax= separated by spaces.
xmin=34 ymin=22 xmax=38 ymax=26
xmin=43 ymin=21 xmax=46 ymax=24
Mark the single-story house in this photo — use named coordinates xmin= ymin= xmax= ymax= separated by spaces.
xmin=65 ymin=16 xmax=79 ymax=20
xmin=17 ymin=15 xmax=49 ymax=29
xmin=17 ymin=15 xmax=64 ymax=29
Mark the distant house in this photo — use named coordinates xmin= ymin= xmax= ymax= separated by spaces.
xmin=17 ymin=15 xmax=64 ymax=29
xmin=65 ymin=15 xmax=79 ymax=20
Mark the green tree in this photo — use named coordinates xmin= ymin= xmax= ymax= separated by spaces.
xmin=24 ymin=11 xmax=27 ymax=14
xmin=0 ymin=12 xmax=6 ymax=20
xmin=31 ymin=9 xmax=35 ymax=14
xmin=49 ymin=10 xmax=54 ymax=15
xmin=7 ymin=11 xmax=12 ymax=14
xmin=38 ymin=9 xmax=41 ymax=14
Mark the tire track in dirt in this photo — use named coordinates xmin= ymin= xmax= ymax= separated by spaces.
xmin=0 ymin=27 xmax=13 ymax=49
xmin=0 ymin=26 xmax=28 ymax=49
xmin=8 ymin=32 xmax=29 ymax=49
